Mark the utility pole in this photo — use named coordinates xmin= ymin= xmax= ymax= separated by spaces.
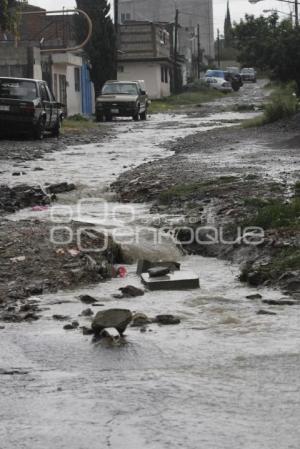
xmin=174 ymin=8 xmax=179 ymax=93
xmin=217 ymin=28 xmax=221 ymax=68
xmin=114 ymin=0 xmax=119 ymax=35
xmin=295 ymin=0 xmax=299 ymax=26
xmin=197 ymin=24 xmax=201 ymax=79
xmin=114 ymin=0 xmax=119 ymax=79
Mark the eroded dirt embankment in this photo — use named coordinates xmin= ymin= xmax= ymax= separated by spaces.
xmin=112 ymin=114 xmax=300 ymax=296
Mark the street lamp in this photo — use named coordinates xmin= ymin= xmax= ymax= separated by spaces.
xmin=249 ymin=0 xmax=298 ymax=26
xmin=263 ymin=8 xmax=293 ymax=14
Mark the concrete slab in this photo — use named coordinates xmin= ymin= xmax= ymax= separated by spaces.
xmin=137 ymin=260 xmax=181 ymax=275
xmin=141 ymin=270 xmax=200 ymax=291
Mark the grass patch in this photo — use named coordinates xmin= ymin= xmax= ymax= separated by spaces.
xmin=62 ymin=116 xmax=97 ymax=134
xmin=149 ymin=88 xmax=224 ymax=113
xmin=159 ymin=176 xmax=238 ymax=204
xmin=240 ymin=248 xmax=300 ymax=283
xmin=244 ymin=197 xmax=300 ymax=230
xmin=243 ymin=82 xmax=299 ymax=127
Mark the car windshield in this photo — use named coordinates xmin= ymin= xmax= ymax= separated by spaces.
xmin=206 ymin=70 xmax=224 ymax=78
xmin=227 ymin=67 xmax=239 ymax=73
xmin=0 ymin=79 xmax=37 ymax=100
xmin=102 ymin=83 xmax=138 ymax=95
xmin=242 ymin=68 xmax=254 ymax=73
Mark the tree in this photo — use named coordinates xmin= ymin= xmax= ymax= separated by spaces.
xmin=224 ymin=1 xmax=233 ymax=47
xmin=233 ymin=14 xmax=300 ymax=92
xmin=0 ymin=0 xmax=26 ymax=33
xmin=75 ymin=0 xmax=117 ymax=97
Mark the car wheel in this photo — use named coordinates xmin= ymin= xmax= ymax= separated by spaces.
xmin=140 ymin=110 xmax=147 ymax=121
xmin=51 ymin=119 xmax=60 ymax=137
xmin=96 ymin=111 xmax=104 ymax=122
xmin=34 ymin=118 xmax=45 ymax=140
xmin=133 ymin=111 xmax=140 ymax=121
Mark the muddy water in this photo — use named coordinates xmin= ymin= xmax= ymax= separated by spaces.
xmin=1 ymin=90 xmax=300 ymax=448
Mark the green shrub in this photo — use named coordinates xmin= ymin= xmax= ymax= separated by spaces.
xmin=243 ymin=82 xmax=299 ymax=127
xmin=245 ymin=198 xmax=300 ymax=230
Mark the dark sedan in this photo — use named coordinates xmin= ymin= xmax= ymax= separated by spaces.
xmin=240 ymin=68 xmax=257 ymax=83
xmin=0 ymin=77 xmax=63 ymax=139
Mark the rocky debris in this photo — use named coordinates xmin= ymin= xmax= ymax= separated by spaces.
xmin=0 ymin=368 xmax=29 ymax=375
xmin=91 ymin=309 xmax=133 ymax=336
xmin=131 ymin=313 xmax=151 ymax=327
xmin=246 ymin=294 xmax=263 ymax=300
xmin=79 ymin=294 xmax=98 ymax=304
xmin=118 ymin=285 xmax=145 ymax=298
xmin=154 ymin=314 xmax=181 ymax=325
xmin=0 ymin=182 xmax=76 ymax=214
xmin=257 ymin=309 xmax=277 ymax=316
xmin=0 ymin=184 xmax=52 ymax=213
xmin=80 ymin=308 xmax=94 ymax=317
xmin=64 ymin=321 xmax=79 ymax=331
xmin=0 ymin=299 xmax=42 ymax=323
xmin=262 ymin=299 xmax=299 ymax=306
xmin=0 ymin=220 xmax=123 ymax=308
xmin=81 ymin=326 xmax=94 ymax=335
xmin=45 ymin=182 xmax=76 ymax=195
xmin=53 ymin=314 xmax=70 ymax=321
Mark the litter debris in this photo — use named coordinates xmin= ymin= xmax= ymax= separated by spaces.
xmin=31 ymin=205 xmax=49 ymax=212
xmin=10 ymin=256 xmax=26 ymax=263
xmin=117 ymin=266 xmax=127 ymax=278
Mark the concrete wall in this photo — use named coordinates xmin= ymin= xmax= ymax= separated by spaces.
xmin=119 ymin=0 xmax=215 ymax=60
xmin=118 ymin=62 xmax=170 ymax=99
xmin=119 ymin=22 xmax=171 ymax=60
xmin=0 ymin=46 xmax=41 ymax=78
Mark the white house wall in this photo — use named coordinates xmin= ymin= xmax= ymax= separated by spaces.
xmin=66 ymin=65 xmax=82 ymax=116
xmin=118 ymin=62 xmax=170 ymax=99
xmin=51 ymin=58 xmax=83 ymax=116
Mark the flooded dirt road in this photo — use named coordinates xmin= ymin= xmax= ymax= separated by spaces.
xmin=1 ymin=82 xmax=299 ymax=449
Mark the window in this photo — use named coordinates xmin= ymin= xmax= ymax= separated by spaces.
xmin=0 ymin=80 xmax=37 ymax=100
xmin=74 ymin=67 xmax=81 ymax=92
xmin=165 ymin=67 xmax=169 ymax=84
xmin=121 ymin=12 xmax=131 ymax=23
xmin=161 ymin=66 xmax=169 ymax=84
xmin=40 ymin=83 xmax=50 ymax=102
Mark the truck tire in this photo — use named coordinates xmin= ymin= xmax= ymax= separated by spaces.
xmin=140 ymin=110 xmax=147 ymax=121
xmin=133 ymin=111 xmax=140 ymax=121
xmin=51 ymin=118 xmax=61 ymax=137
xmin=96 ymin=111 xmax=104 ymax=122
xmin=33 ymin=118 xmax=45 ymax=140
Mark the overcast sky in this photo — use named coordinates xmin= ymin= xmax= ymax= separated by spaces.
xmin=30 ymin=0 xmax=295 ymax=35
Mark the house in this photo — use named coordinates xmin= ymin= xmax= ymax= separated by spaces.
xmin=118 ymin=21 xmax=172 ymax=99
xmin=118 ymin=0 xmax=215 ymax=77
xmin=0 ymin=4 xmax=94 ymax=116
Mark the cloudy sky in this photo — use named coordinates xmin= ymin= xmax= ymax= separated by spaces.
xmin=30 ymin=0 xmax=295 ymax=35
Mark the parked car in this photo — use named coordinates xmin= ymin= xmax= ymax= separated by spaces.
xmin=225 ymin=67 xmax=243 ymax=91
xmin=240 ymin=68 xmax=257 ymax=83
xmin=96 ymin=80 xmax=149 ymax=122
xmin=204 ymin=70 xmax=232 ymax=93
xmin=0 ymin=77 xmax=63 ymax=139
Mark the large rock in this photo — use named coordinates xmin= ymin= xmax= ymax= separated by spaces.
xmin=119 ymin=285 xmax=144 ymax=298
xmin=92 ymin=309 xmax=133 ymax=335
